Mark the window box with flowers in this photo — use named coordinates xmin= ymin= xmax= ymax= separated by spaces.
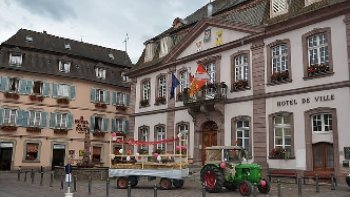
xmin=175 ymin=146 xmax=187 ymax=154
xmin=231 ymin=80 xmax=249 ymax=91
xmin=155 ymin=96 xmax=166 ymax=105
xmin=93 ymin=131 xmax=106 ymax=137
xmin=26 ymin=127 xmax=41 ymax=133
xmin=0 ymin=125 xmax=17 ymax=132
xmin=271 ymin=71 xmax=290 ymax=83
xmin=269 ymin=147 xmax=292 ymax=159
xmin=29 ymin=95 xmax=44 ymax=102
xmin=115 ymin=104 xmax=127 ymax=111
xmin=54 ymin=129 xmax=68 ymax=135
xmin=140 ymin=99 xmax=149 ymax=107
xmin=4 ymin=92 xmax=19 ymax=100
xmin=95 ymin=102 xmax=107 ymax=109
xmin=56 ymin=98 xmax=69 ymax=105
xmin=307 ymin=64 xmax=330 ymax=77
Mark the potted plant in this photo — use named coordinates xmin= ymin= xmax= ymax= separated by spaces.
xmin=54 ymin=128 xmax=68 ymax=134
xmin=26 ymin=127 xmax=41 ymax=133
xmin=271 ymin=70 xmax=289 ymax=82
xmin=155 ymin=96 xmax=166 ymax=105
xmin=115 ymin=104 xmax=127 ymax=111
xmin=4 ymin=92 xmax=19 ymax=100
xmin=93 ymin=131 xmax=105 ymax=137
xmin=95 ymin=102 xmax=107 ymax=109
xmin=269 ymin=147 xmax=290 ymax=159
xmin=232 ymin=80 xmax=249 ymax=91
xmin=57 ymin=98 xmax=69 ymax=105
xmin=0 ymin=125 xmax=17 ymax=132
xmin=140 ymin=99 xmax=149 ymax=107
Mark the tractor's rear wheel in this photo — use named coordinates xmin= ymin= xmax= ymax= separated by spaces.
xmin=200 ymin=165 xmax=224 ymax=193
xmin=223 ymin=181 xmax=237 ymax=191
xmin=172 ymin=179 xmax=184 ymax=188
xmin=128 ymin=176 xmax=138 ymax=187
xmin=258 ymin=178 xmax=271 ymax=194
xmin=239 ymin=180 xmax=253 ymax=196
xmin=116 ymin=177 xmax=128 ymax=189
xmin=159 ymin=178 xmax=172 ymax=190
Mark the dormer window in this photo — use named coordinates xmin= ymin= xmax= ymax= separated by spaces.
xmin=159 ymin=36 xmax=172 ymax=58
xmin=305 ymin=0 xmax=322 ymax=6
xmin=144 ymin=43 xmax=155 ymax=62
xmin=95 ymin=67 xmax=106 ymax=79
xmin=25 ymin=36 xmax=33 ymax=42
xmin=271 ymin=0 xmax=288 ymax=17
xmin=108 ymin=53 xmax=115 ymax=60
xmin=9 ymin=53 xmax=22 ymax=66
xmin=59 ymin=61 xmax=71 ymax=73
xmin=64 ymin=44 xmax=71 ymax=50
xmin=121 ymin=72 xmax=128 ymax=82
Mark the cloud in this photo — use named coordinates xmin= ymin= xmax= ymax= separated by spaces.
xmin=11 ymin=0 xmax=76 ymax=21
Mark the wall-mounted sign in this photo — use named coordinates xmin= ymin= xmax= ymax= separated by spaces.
xmin=276 ymin=94 xmax=335 ymax=107
xmin=75 ymin=116 xmax=89 ymax=134
xmin=53 ymin=144 xmax=65 ymax=149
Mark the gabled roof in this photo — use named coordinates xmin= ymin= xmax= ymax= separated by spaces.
xmin=2 ymin=29 xmax=132 ymax=68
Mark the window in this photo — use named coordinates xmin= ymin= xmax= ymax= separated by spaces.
xmin=205 ymin=63 xmax=216 ymax=84
xmin=234 ymin=54 xmax=249 ymax=81
xmin=267 ymin=40 xmax=291 ymax=84
xmin=142 ymin=80 xmax=151 ymax=101
xmin=64 ymin=44 xmax=71 ymax=50
xmin=9 ymin=53 xmax=22 ymax=66
xmin=92 ymin=146 xmax=102 ymax=162
xmin=3 ymin=108 xmax=17 ymax=125
xmin=95 ymin=67 xmax=106 ymax=79
xmin=271 ymin=0 xmax=288 ymax=17
xmin=305 ymin=0 xmax=322 ymax=6
xmin=312 ymin=113 xmax=332 ymax=133
xmin=58 ymin=84 xmax=70 ymax=97
xmin=179 ymin=70 xmax=189 ymax=92
xmin=25 ymin=143 xmax=39 ymax=161
xmin=58 ymin=61 xmax=71 ymax=73
xmin=8 ymin=77 xmax=19 ymax=92
xmin=112 ymin=119 xmax=128 ymax=133
xmin=113 ymin=92 xmax=129 ymax=106
xmin=90 ymin=116 xmax=109 ymax=132
xmin=91 ymin=88 xmax=109 ymax=104
xmin=29 ymin=111 xmax=41 ymax=127
xmin=176 ymin=123 xmax=189 ymax=154
xmin=144 ymin=43 xmax=155 ymax=62
xmin=33 ymin=81 xmax=43 ymax=94
xmin=155 ymin=125 xmax=165 ymax=151
xmin=269 ymin=112 xmax=294 ymax=159
xmin=121 ymin=72 xmax=128 ymax=82
xmin=139 ymin=126 xmax=149 ymax=152
xmin=96 ymin=89 xmax=105 ymax=103
xmin=53 ymin=84 xmax=75 ymax=99
xmin=49 ymin=112 xmax=73 ymax=129
xmin=302 ymin=28 xmax=333 ymax=78
xmin=236 ymin=120 xmax=250 ymax=150
xmin=157 ymin=75 xmax=167 ymax=98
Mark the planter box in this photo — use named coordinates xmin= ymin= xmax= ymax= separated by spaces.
xmin=54 ymin=129 xmax=68 ymax=134
xmin=57 ymin=98 xmax=69 ymax=105
xmin=29 ymin=95 xmax=44 ymax=102
xmin=26 ymin=127 xmax=42 ymax=133
xmin=0 ymin=125 xmax=17 ymax=132
xmin=115 ymin=105 xmax=127 ymax=111
xmin=4 ymin=92 xmax=19 ymax=100
xmin=93 ymin=132 xmax=106 ymax=137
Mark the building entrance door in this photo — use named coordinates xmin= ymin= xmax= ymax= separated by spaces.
xmin=313 ymin=142 xmax=334 ymax=171
xmin=0 ymin=145 xmax=13 ymax=171
xmin=52 ymin=145 xmax=65 ymax=170
xmin=201 ymin=121 xmax=218 ymax=164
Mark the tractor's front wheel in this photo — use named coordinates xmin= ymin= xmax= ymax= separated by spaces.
xmin=200 ymin=165 xmax=224 ymax=193
xmin=258 ymin=178 xmax=271 ymax=194
xmin=239 ymin=180 xmax=253 ymax=196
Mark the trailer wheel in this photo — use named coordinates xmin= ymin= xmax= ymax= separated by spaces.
xmin=239 ymin=180 xmax=253 ymax=196
xmin=117 ymin=177 xmax=128 ymax=189
xmin=159 ymin=178 xmax=172 ymax=190
xmin=172 ymin=179 xmax=184 ymax=188
xmin=128 ymin=176 xmax=138 ymax=187
xmin=258 ymin=178 xmax=271 ymax=194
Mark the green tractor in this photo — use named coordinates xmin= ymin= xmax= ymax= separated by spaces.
xmin=200 ymin=146 xmax=270 ymax=196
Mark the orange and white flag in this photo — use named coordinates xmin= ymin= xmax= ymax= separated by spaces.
xmin=189 ymin=64 xmax=210 ymax=96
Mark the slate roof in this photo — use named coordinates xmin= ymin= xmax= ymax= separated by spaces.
xmin=2 ymin=29 xmax=132 ymax=68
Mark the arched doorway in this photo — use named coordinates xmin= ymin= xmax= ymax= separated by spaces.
xmin=313 ymin=142 xmax=334 ymax=171
xmin=202 ymin=121 xmax=218 ymax=163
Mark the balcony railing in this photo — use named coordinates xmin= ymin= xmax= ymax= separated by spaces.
xmin=183 ymin=82 xmax=227 ymax=105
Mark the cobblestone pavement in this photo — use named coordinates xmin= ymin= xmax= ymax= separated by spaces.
xmin=0 ymin=171 xmax=349 ymax=197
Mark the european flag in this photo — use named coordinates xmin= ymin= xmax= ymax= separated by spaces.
xmin=170 ymin=73 xmax=180 ymax=99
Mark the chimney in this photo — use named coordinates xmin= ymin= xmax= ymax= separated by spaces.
xmin=43 ymin=31 xmax=47 ymax=34
xmin=207 ymin=1 xmax=213 ymax=18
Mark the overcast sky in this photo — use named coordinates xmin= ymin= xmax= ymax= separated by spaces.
xmin=0 ymin=0 xmax=208 ymax=63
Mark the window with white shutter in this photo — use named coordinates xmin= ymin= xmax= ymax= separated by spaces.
xmin=271 ymin=0 xmax=288 ymax=17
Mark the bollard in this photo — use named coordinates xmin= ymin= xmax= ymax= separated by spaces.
xmin=61 ymin=175 xmax=64 ymax=189
xmin=24 ymin=171 xmax=28 ymax=182
xmin=315 ymin=175 xmax=320 ymax=193
xmin=127 ymin=181 xmax=132 ymax=197
xmin=73 ymin=175 xmax=77 ymax=192
xmin=277 ymin=179 xmax=282 ymax=197
xmin=49 ymin=173 xmax=53 ymax=187
xmin=106 ymin=178 xmax=110 ymax=197
xmin=201 ymin=183 xmax=206 ymax=197
xmin=31 ymin=169 xmax=35 ymax=184
xmin=297 ymin=177 xmax=303 ymax=197
xmin=331 ymin=174 xmax=336 ymax=190
xmin=153 ymin=183 xmax=157 ymax=197
xmin=40 ymin=172 xmax=44 ymax=186
xmin=17 ymin=168 xmax=21 ymax=181
xmin=88 ymin=176 xmax=92 ymax=195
